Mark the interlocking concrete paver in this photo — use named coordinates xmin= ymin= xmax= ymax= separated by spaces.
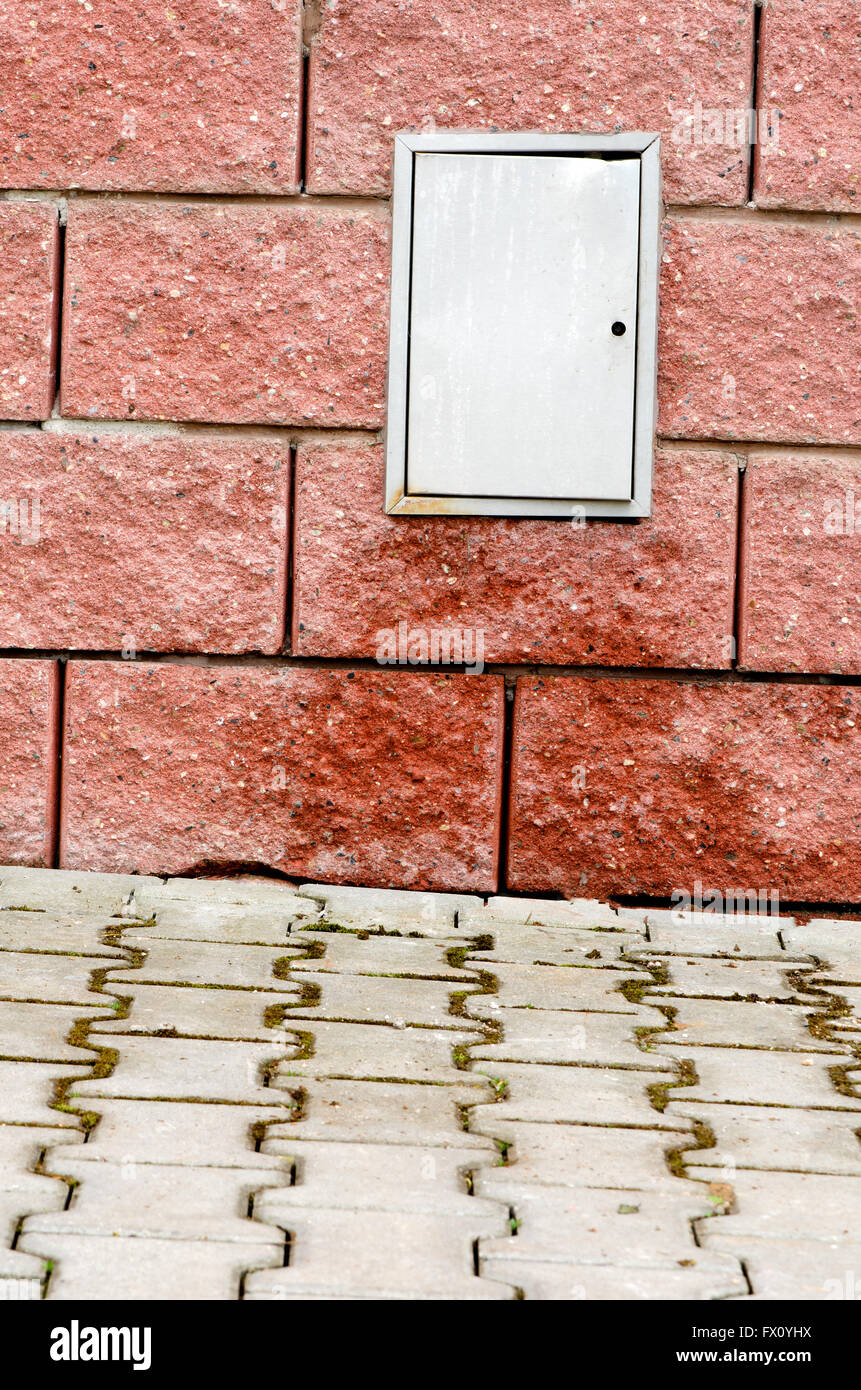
xmin=0 ymin=1001 xmax=111 ymax=1061
xmin=111 ymin=937 xmax=305 ymax=990
xmin=0 ymin=953 xmax=118 ymax=1006
xmin=0 ymin=1176 xmax=68 ymax=1245
xmin=664 ymin=1101 xmax=861 ymax=1176
xmin=650 ymin=997 xmax=846 ymax=1052
xmin=288 ymin=931 xmax=465 ymax=978
xmin=24 ymin=1156 xmax=289 ymax=1242
xmin=695 ymin=1234 xmax=861 ymax=1301
xmin=643 ymin=912 xmax=792 ymax=958
xmin=659 ymin=1045 xmax=861 ymax=1109
xmin=465 ymin=898 xmax=646 ymax=931
xmin=132 ymin=876 xmax=312 ymax=915
xmin=125 ymin=904 xmax=300 ymax=948
xmin=19 ymin=1231 xmax=286 ymax=1301
xmin=282 ymin=971 xmax=477 ymax=1029
xmin=65 ymin=1100 xmax=288 ymax=1168
xmin=0 ymin=867 xmax=157 ymax=916
xmin=640 ymin=957 xmax=810 ymax=1000
xmin=467 ymin=963 xmax=646 ymax=1015
xmin=0 ymin=1062 xmax=88 ymax=1126
xmin=470 ymin=1008 xmax=671 ymax=1067
xmin=477 ymin=1256 xmax=748 ymax=1300
xmin=298 ymin=883 xmax=481 ymax=929
xmin=273 ymin=1021 xmax=483 ymax=1085
xmin=89 ymin=983 xmax=303 ymax=1042
xmin=468 ymin=1119 xmax=694 ymax=1193
xmin=473 ymin=1062 xmax=678 ymax=1127
xmin=69 ymin=1038 xmax=294 ymax=1104
xmin=263 ymin=1078 xmax=497 ymax=1149
xmin=782 ymin=922 xmax=861 ymax=977
xmin=242 ymin=1209 xmax=513 ymax=1300
xmin=469 ymin=924 xmax=645 ymax=966
xmin=0 ymin=1125 xmax=80 ymax=1171
xmin=690 ymin=1170 xmax=861 ymax=1242
xmin=0 ymin=910 xmax=125 ymax=956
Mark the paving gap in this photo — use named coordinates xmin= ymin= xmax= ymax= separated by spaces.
xmin=50 ymin=658 xmax=67 ymax=870
xmin=283 ymin=443 xmax=297 ymax=655
xmin=48 ymin=207 xmax=67 ymax=414
xmin=731 ymin=456 xmax=747 ymax=669
xmin=496 ymin=678 xmax=517 ymax=892
xmin=747 ymin=0 xmax=765 ymax=204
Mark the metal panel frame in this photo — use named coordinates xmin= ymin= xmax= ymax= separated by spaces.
xmin=384 ymin=130 xmax=661 ymax=519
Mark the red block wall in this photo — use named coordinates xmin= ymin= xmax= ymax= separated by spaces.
xmin=0 ymin=0 xmax=858 ymax=900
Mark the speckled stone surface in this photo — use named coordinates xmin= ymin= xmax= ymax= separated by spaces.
xmin=507 ymin=675 xmax=861 ymax=901
xmin=60 ymin=202 xmax=389 ymax=427
xmin=293 ymin=442 xmax=738 ymax=669
xmin=0 ymin=428 xmax=289 ymax=654
xmin=0 ymin=202 xmax=60 ymax=420
xmin=0 ymin=0 xmax=303 ymax=194
xmin=738 ymin=451 xmax=861 ymax=674
xmin=0 ymin=659 xmax=59 ymax=866
xmin=60 ymin=662 xmax=504 ymax=890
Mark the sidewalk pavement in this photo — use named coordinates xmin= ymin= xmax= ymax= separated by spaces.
xmin=0 ymin=867 xmax=859 ymax=1300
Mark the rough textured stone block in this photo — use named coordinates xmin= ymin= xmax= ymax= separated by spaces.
xmin=306 ymin=0 xmax=754 ymax=206
xmin=0 ymin=660 xmax=60 ymax=867
xmin=0 ymin=428 xmax=289 ymax=654
xmin=293 ymin=443 xmax=738 ymax=669
xmin=508 ymin=676 xmax=861 ymax=901
xmin=659 ymin=218 xmax=860 ymax=445
xmin=0 ymin=1 xmax=302 ymax=194
xmin=738 ymin=452 xmax=861 ymax=674
xmin=60 ymin=202 xmax=389 ymax=427
xmin=0 ymin=202 xmax=60 ymax=419
xmin=60 ymin=662 xmax=504 ymax=891
xmin=754 ymin=0 xmax=858 ymax=212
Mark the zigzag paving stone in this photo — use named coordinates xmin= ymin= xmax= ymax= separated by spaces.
xmin=640 ymin=958 xmax=814 ymax=1001
xmin=124 ymin=903 xmax=302 ymax=947
xmin=0 ymin=953 xmax=121 ymax=1006
xmin=19 ymin=1232 xmax=286 ymax=1301
xmin=0 ymin=1001 xmax=116 ymax=1061
xmin=475 ymin=1061 xmax=682 ymax=1128
xmin=88 ymin=983 xmax=304 ymax=1043
xmin=693 ymin=1236 xmax=861 ymax=1301
xmin=281 ymin=971 xmax=479 ymax=1028
xmin=469 ymin=1008 xmax=672 ymax=1067
xmin=263 ymin=1078 xmax=497 ymax=1149
xmin=690 ymin=1171 xmax=861 ymax=1242
xmin=0 ymin=867 xmax=159 ymax=915
xmin=665 ymin=1102 xmax=861 ymax=1176
xmin=468 ymin=1119 xmax=695 ymax=1193
xmin=648 ymin=998 xmax=846 ymax=1052
xmin=0 ymin=1063 xmax=89 ymax=1126
xmin=0 ymin=910 xmax=126 ymax=956
xmin=476 ymin=1258 xmax=748 ymax=1300
xmin=243 ymin=1210 xmax=513 ymax=1301
xmin=273 ymin=1021 xmax=486 ymax=1085
xmin=62 ymin=1100 xmax=290 ymax=1168
xmin=69 ymin=1038 xmax=295 ymax=1104
xmin=468 ymin=924 xmax=645 ymax=967
xmin=288 ymin=931 xmax=467 ymax=978
xmin=111 ymin=937 xmax=306 ymax=990
xmin=468 ymin=963 xmax=646 ymax=1014
xmin=659 ymin=1045 xmax=861 ymax=1109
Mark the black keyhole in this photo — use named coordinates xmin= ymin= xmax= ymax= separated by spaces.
xmin=611 ymin=321 xmax=627 ymax=337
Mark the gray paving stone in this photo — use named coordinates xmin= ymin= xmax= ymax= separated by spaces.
xmin=469 ymin=1118 xmax=694 ymax=1193
xmin=650 ymin=998 xmax=845 ymax=1052
xmin=256 ymin=1141 xmax=494 ymax=1218
xmin=0 ymin=1001 xmax=111 ymax=1061
xmin=479 ymin=1183 xmax=716 ymax=1266
xmin=242 ymin=1208 xmax=513 ymax=1300
xmin=0 ymin=953 xmax=115 ymax=1006
xmin=644 ymin=957 xmax=810 ymax=1001
xmin=0 ymin=1063 xmax=88 ymax=1126
xmin=471 ymin=1062 xmax=673 ymax=1127
xmin=664 ymin=1100 xmax=861 ymax=1176
xmin=90 ymin=983 xmax=302 ymax=1043
xmin=782 ymin=921 xmax=861 ymax=979
xmin=273 ymin=1021 xmax=483 ymax=1085
xmin=467 ymin=898 xmax=645 ymax=931
xmin=0 ymin=1174 xmax=68 ymax=1244
xmin=263 ymin=1078 xmax=497 ymax=1149
xmin=22 ymin=1157 xmax=290 ymax=1242
xmin=0 ymin=1249 xmax=48 ymax=1288
xmin=128 ymin=903 xmax=301 ymax=947
xmin=659 ymin=1044 xmax=861 ymax=1109
xmin=0 ymin=1124 xmax=81 ymax=1174
xmin=0 ymin=867 xmax=156 ymax=916
xmin=826 ymin=983 xmax=861 ymax=1030
xmin=65 ymin=1100 xmax=288 ymax=1168
xmin=469 ymin=923 xmax=644 ymax=967
xmin=298 ymin=882 xmax=480 ymax=931
xmin=19 ymin=1231 xmax=285 ymax=1301
xmin=643 ymin=912 xmax=793 ymax=958
xmin=470 ymin=1008 xmax=670 ymax=1068
xmin=0 ymin=910 xmax=125 ymax=956
xmin=289 ymin=930 xmax=465 ymax=978
xmin=468 ymin=963 xmax=647 ymax=1015
xmin=111 ymin=937 xmax=305 ymax=990
xmin=132 ymin=875 xmax=309 ymax=914
xmin=479 ymin=1255 xmax=747 ymax=1300
xmin=691 ymin=1170 xmax=861 ymax=1242
xmin=283 ymin=971 xmax=474 ymax=1029
xmin=69 ymin=1038 xmax=294 ymax=1105
xmin=696 ymin=1234 xmax=861 ymax=1300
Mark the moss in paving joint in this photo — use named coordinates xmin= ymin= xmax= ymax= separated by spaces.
xmin=666 ymin=1119 xmax=717 ymax=1179
xmin=649 ymin=1057 xmax=697 ymax=1113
